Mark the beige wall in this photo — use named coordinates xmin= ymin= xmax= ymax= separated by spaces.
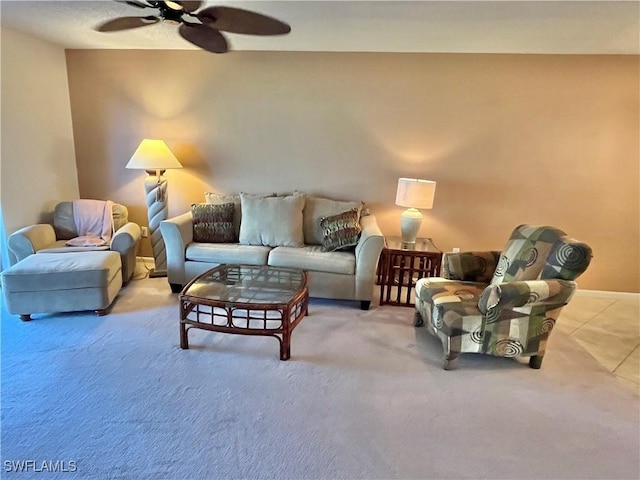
xmin=1 ymin=28 xmax=78 ymax=264
xmin=65 ymin=50 xmax=639 ymax=293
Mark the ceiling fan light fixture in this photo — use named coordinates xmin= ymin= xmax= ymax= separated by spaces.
xmin=163 ymin=1 xmax=183 ymax=11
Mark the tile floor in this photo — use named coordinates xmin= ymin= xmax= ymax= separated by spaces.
xmin=557 ymin=291 xmax=640 ymax=395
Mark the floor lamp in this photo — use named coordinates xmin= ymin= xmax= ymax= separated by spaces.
xmin=395 ymin=178 xmax=436 ymax=244
xmin=126 ymin=139 xmax=183 ymax=277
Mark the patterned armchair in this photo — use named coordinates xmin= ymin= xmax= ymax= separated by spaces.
xmin=414 ymin=225 xmax=592 ymax=370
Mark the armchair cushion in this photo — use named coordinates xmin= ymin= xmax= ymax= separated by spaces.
xmin=443 ymin=251 xmax=501 ymax=283
xmin=491 ymin=224 xmax=592 ymax=285
xmin=53 ymin=202 xmax=128 ymax=240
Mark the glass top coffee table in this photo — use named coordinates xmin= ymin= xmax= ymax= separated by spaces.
xmin=179 ymin=264 xmax=309 ymax=360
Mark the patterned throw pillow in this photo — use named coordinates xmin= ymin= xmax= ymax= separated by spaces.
xmin=319 ymin=209 xmax=362 ymax=252
xmin=191 ymin=203 xmax=236 ymax=243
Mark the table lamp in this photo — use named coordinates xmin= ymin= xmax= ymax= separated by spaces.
xmin=395 ymin=178 xmax=436 ymax=244
xmin=126 ymin=139 xmax=183 ymax=277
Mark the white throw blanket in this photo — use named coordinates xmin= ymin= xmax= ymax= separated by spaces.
xmin=66 ymin=199 xmax=114 ymax=247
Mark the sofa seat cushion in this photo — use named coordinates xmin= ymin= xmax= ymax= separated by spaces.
xmin=268 ymin=246 xmax=356 ymax=275
xmin=186 ymin=243 xmax=271 ymax=265
xmin=2 ymin=251 xmax=121 ymax=292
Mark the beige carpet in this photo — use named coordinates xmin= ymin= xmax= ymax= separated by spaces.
xmin=1 ymin=275 xmax=638 ymax=479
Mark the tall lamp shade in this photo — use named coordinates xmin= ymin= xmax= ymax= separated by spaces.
xmin=395 ymin=178 xmax=436 ymax=244
xmin=126 ymin=139 xmax=182 ymax=277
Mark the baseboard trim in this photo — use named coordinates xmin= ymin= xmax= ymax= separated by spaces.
xmin=575 ymin=289 xmax=639 ymax=299
xmin=133 ymin=257 xmax=640 ymax=298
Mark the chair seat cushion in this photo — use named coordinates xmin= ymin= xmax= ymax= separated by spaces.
xmin=2 ymin=251 xmax=121 ymax=292
xmin=37 ymin=240 xmax=110 ymax=254
xmin=415 ymin=278 xmax=486 ymax=336
xmin=268 ymin=246 xmax=355 ymax=275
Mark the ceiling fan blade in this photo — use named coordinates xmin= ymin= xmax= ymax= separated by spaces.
xmin=197 ymin=6 xmax=291 ymax=36
xmin=179 ymin=23 xmax=228 ymax=53
xmin=96 ymin=16 xmax=159 ymax=32
xmin=177 ymin=1 xmax=202 ymax=12
xmin=114 ymin=0 xmax=151 ymax=9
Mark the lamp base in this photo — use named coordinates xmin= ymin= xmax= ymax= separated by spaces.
xmin=149 ymin=268 xmax=167 ymax=278
xmin=400 ymin=208 xmax=423 ymax=244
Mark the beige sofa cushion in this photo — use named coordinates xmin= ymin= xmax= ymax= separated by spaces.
xmin=268 ymin=246 xmax=355 ymax=275
xmin=186 ymin=243 xmax=271 ymax=265
xmin=302 ymin=195 xmax=363 ymax=245
xmin=239 ymin=193 xmax=305 ymax=247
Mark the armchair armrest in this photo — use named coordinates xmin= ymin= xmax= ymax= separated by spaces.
xmin=110 ymin=222 xmax=141 ymax=254
xmin=160 ymin=212 xmax=194 ymax=287
xmin=354 ymin=214 xmax=385 ymax=300
xmin=7 ymin=224 xmax=56 ymax=263
xmin=443 ymin=250 xmax=501 ymax=283
xmin=478 ymin=279 xmax=577 ymax=314
xmin=110 ymin=222 xmax=141 ymax=284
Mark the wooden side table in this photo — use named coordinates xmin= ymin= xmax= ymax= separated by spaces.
xmin=377 ymin=237 xmax=443 ymax=307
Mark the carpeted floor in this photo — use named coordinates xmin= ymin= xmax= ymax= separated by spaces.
xmin=1 ymin=275 xmax=639 ymax=480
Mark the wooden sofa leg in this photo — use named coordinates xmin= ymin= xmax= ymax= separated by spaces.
xmin=170 ymin=283 xmax=183 ymax=294
xmin=414 ymin=311 xmax=424 ymax=327
xmin=360 ymin=301 xmax=371 ymax=310
xmin=529 ymin=355 xmax=544 ymax=369
xmin=19 ymin=314 xmax=31 ymax=322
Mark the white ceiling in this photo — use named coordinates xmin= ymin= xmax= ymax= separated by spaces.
xmin=1 ymin=0 xmax=638 ymax=55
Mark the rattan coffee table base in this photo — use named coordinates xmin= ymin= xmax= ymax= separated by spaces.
xmin=179 ymin=265 xmax=309 ymax=360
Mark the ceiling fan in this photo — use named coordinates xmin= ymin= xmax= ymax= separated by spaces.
xmin=95 ymin=0 xmax=291 ymax=54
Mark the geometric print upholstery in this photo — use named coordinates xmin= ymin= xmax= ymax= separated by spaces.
xmin=490 ymin=224 xmax=592 ymax=285
xmin=415 ymin=225 xmax=593 ymax=369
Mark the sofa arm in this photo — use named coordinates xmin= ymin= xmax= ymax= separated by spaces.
xmin=7 ymin=224 xmax=56 ymax=263
xmin=160 ymin=212 xmax=194 ymax=288
xmin=111 ymin=222 xmax=141 ymax=254
xmin=354 ymin=214 xmax=385 ymax=300
xmin=478 ymin=279 xmax=577 ymax=314
xmin=443 ymin=250 xmax=502 ymax=283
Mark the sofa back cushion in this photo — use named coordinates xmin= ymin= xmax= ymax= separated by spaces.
xmin=54 ymin=201 xmax=128 ymax=240
xmin=238 ymin=193 xmax=305 ymax=248
xmin=302 ymin=195 xmax=363 ymax=245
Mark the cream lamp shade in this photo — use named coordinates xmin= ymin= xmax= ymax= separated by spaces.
xmin=125 ymin=139 xmax=183 ymax=173
xmin=126 ymin=139 xmax=182 ymax=278
xmin=395 ymin=178 xmax=436 ymax=244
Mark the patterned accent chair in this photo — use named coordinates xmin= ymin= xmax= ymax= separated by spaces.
xmin=414 ymin=225 xmax=592 ymax=370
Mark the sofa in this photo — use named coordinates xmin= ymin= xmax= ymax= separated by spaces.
xmin=160 ymin=192 xmax=385 ymax=309
xmin=7 ymin=200 xmax=141 ymax=284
